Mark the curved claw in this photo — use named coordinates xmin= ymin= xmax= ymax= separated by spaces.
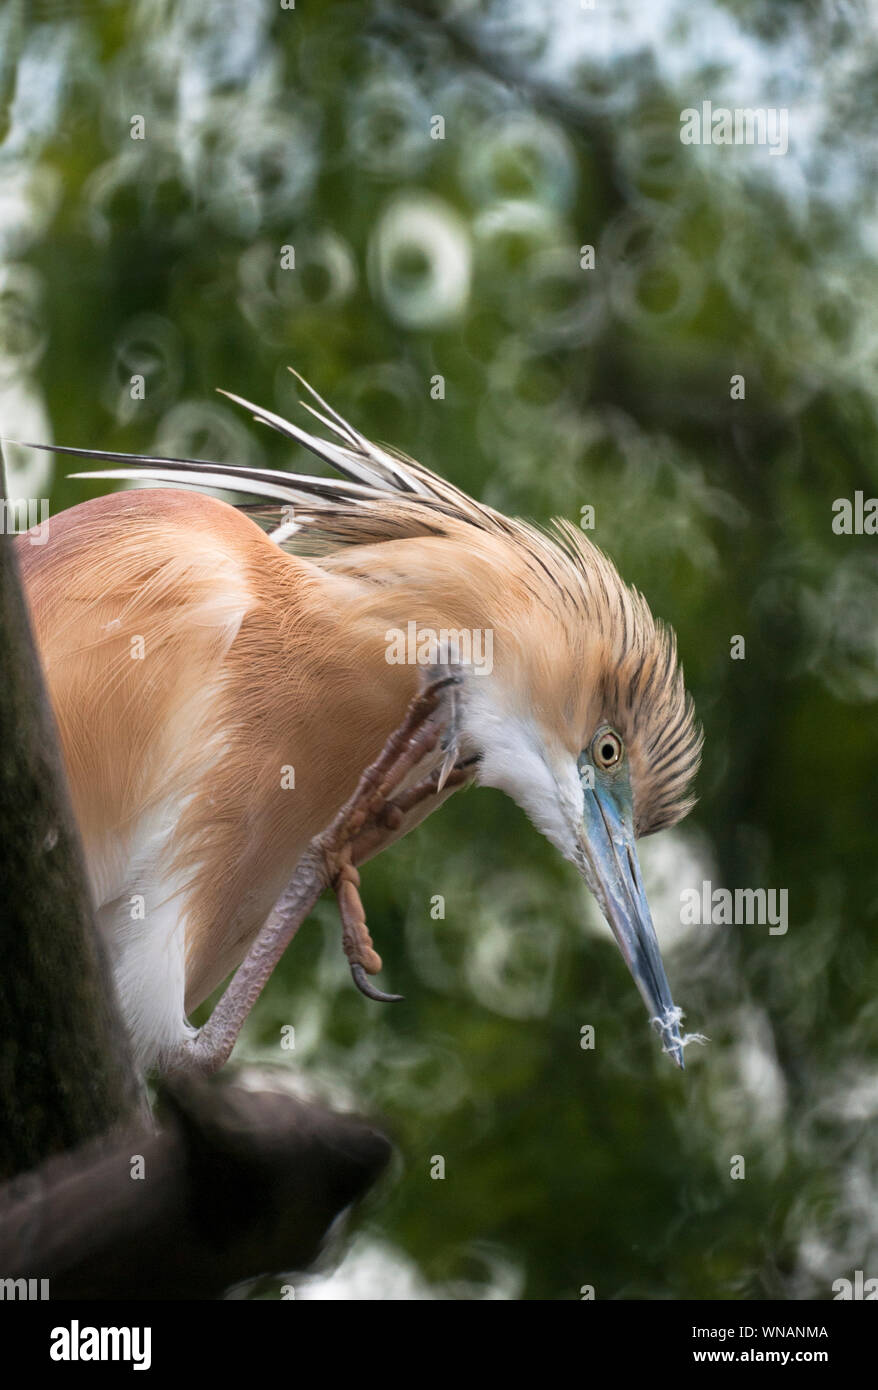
xmin=350 ymin=963 xmax=404 ymax=1003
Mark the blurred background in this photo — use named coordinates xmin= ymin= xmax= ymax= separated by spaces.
xmin=2 ymin=0 xmax=877 ymax=1300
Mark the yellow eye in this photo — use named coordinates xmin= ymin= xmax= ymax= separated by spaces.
xmin=593 ymin=728 xmax=623 ymax=769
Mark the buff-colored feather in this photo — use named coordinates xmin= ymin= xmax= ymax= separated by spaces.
xmin=15 ymin=376 xmax=701 ymax=1067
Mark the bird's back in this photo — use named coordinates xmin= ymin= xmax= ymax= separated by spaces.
xmin=18 ymin=487 xmax=421 ymax=1067
xmin=19 ymin=488 xmax=269 ymax=890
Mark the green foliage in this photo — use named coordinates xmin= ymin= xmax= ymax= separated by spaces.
xmin=4 ymin=0 xmax=877 ymax=1299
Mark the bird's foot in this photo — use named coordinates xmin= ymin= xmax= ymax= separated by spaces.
xmin=315 ymin=669 xmax=473 ymax=1002
xmin=165 ymin=1028 xmax=215 ymax=1079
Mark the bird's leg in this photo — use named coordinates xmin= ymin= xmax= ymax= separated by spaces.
xmin=165 ymin=672 xmax=467 ymax=1077
xmin=329 ymin=754 xmax=477 ymax=999
xmin=165 ymin=844 xmax=326 ymax=1078
xmin=331 ymin=755 xmax=476 ymax=1003
xmin=343 ymin=755 xmax=477 ymax=866
xmin=320 ymin=672 xmax=467 ymax=1002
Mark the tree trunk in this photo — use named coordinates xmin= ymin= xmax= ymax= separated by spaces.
xmin=0 ymin=529 xmax=140 ymax=1180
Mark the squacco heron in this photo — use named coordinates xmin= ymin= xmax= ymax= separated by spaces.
xmin=15 ymin=373 xmax=702 ymax=1076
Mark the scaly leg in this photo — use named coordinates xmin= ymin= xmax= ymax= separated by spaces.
xmin=166 ymin=672 xmax=472 ymax=1077
xmin=335 ymin=751 xmax=475 ymax=1001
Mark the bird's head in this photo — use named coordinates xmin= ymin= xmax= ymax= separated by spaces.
xmin=445 ymin=521 xmax=703 ymax=1067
